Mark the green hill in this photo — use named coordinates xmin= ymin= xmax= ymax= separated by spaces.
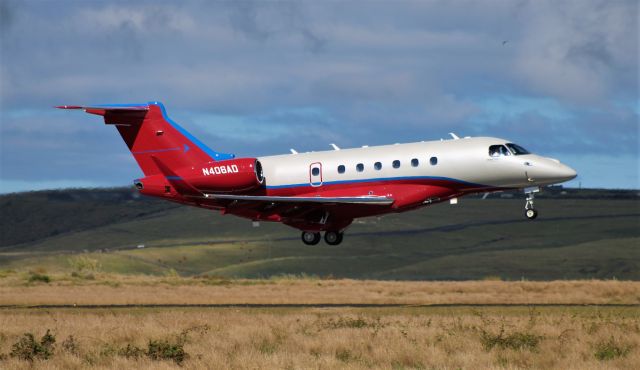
xmin=0 ymin=187 xmax=638 ymax=280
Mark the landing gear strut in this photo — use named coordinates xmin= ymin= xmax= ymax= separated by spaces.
xmin=324 ymin=231 xmax=344 ymax=246
xmin=301 ymin=231 xmax=321 ymax=245
xmin=524 ymin=187 xmax=539 ymax=220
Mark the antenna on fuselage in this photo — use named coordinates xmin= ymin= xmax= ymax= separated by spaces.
xmin=330 ymin=143 xmax=340 ymax=151
xmin=290 ymin=149 xmax=298 ymax=154
xmin=449 ymin=132 xmax=460 ymax=140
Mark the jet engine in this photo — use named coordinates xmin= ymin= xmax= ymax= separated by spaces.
xmin=189 ymin=158 xmax=264 ymax=192
xmin=134 ymin=158 xmax=264 ymax=197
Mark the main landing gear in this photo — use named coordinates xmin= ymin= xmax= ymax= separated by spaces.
xmin=301 ymin=231 xmax=344 ymax=246
xmin=524 ymin=187 xmax=539 ymax=220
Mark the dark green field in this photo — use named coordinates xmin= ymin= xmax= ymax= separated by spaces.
xmin=1 ymin=187 xmax=638 ymax=280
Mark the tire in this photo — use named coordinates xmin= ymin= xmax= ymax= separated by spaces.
xmin=301 ymin=231 xmax=321 ymax=245
xmin=525 ymin=209 xmax=538 ymax=220
xmin=324 ymin=231 xmax=344 ymax=245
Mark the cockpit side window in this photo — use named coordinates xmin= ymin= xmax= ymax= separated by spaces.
xmin=506 ymin=143 xmax=530 ymax=155
xmin=489 ymin=145 xmax=511 ymax=157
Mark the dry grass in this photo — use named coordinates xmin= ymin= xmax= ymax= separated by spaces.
xmin=0 ymin=272 xmax=638 ymax=306
xmin=0 ymin=306 xmax=638 ymax=369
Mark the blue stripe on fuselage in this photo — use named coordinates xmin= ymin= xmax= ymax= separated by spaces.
xmin=265 ymin=175 xmax=488 ymax=189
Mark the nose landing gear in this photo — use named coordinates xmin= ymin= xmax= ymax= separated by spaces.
xmin=524 ymin=187 xmax=539 ymax=220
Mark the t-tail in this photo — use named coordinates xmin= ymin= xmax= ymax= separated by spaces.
xmin=57 ymin=102 xmax=264 ymax=198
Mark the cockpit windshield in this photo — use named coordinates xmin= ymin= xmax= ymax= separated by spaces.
xmin=489 ymin=145 xmax=511 ymax=157
xmin=506 ymin=143 xmax=530 ymax=155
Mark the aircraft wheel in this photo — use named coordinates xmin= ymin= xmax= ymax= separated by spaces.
xmin=324 ymin=231 xmax=344 ymax=245
xmin=301 ymin=231 xmax=321 ymax=245
xmin=525 ymin=208 xmax=538 ymax=220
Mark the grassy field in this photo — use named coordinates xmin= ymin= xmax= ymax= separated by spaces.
xmin=1 ymin=188 xmax=638 ymax=280
xmin=0 ymin=305 xmax=638 ymax=369
xmin=1 ymin=187 xmax=639 ymax=368
xmin=0 ymin=277 xmax=639 ymax=369
xmin=0 ymin=273 xmax=638 ymax=306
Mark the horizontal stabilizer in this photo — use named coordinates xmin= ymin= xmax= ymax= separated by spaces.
xmin=56 ymin=104 xmax=149 ymax=111
xmin=204 ymin=193 xmax=394 ymax=205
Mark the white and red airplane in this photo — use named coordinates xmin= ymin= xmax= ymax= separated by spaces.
xmin=57 ymin=102 xmax=577 ymax=245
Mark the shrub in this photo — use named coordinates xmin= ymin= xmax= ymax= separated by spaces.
xmin=147 ymin=339 xmax=187 ymax=365
xmin=480 ymin=327 xmax=541 ymax=352
xmin=118 ymin=344 xmax=145 ymax=359
xmin=323 ymin=316 xmax=384 ymax=330
xmin=28 ymin=273 xmax=50 ymax=283
xmin=164 ymin=268 xmax=180 ymax=278
xmin=335 ymin=348 xmax=354 ymax=362
xmin=68 ymin=256 xmax=100 ymax=272
xmin=10 ymin=330 xmax=56 ymax=361
xmin=594 ymin=336 xmax=632 ymax=361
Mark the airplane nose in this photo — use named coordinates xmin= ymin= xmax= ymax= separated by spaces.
xmin=561 ymin=164 xmax=578 ymax=181
xmin=528 ymin=158 xmax=577 ymax=185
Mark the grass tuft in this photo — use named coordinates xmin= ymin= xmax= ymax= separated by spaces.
xmin=594 ymin=336 xmax=632 ymax=361
xmin=61 ymin=335 xmax=80 ymax=356
xmin=480 ymin=326 xmax=541 ymax=352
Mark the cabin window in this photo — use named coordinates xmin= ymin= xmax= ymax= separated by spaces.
xmin=411 ymin=158 xmax=419 ymax=167
xmin=506 ymin=143 xmax=530 ymax=155
xmin=430 ymin=157 xmax=438 ymax=165
xmin=337 ymin=165 xmax=345 ymax=174
xmin=489 ymin=145 xmax=511 ymax=157
xmin=374 ymin=162 xmax=382 ymax=170
xmin=356 ymin=163 xmax=364 ymax=172
xmin=392 ymin=160 xmax=401 ymax=169
xmin=312 ymin=167 xmax=320 ymax=176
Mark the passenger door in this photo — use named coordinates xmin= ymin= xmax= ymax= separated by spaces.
xmin=309 ymin=162 xmax=323 ymax=187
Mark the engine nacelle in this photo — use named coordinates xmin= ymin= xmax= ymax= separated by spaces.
xmin=134 ymin=158 xmax=264 ymax=197
xmin=185 ymin=158 xmax=264 ymax=193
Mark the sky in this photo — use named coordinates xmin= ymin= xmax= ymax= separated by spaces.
xmin=0 ymin=0 xmax=638 ymax=193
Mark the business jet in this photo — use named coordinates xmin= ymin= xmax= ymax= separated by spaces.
xmin=57 ymin=102 xmax=577 ymax=245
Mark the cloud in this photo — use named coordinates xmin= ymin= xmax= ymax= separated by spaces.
xmin=0 ymin=0 xmax=638 ymax=191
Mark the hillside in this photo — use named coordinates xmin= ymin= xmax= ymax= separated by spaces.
xmin=0 ymin=187 xmax=638 ymax=280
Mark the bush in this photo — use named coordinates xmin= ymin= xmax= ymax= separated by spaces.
xmin=480 ymin=327 xmax=541 ymax=352
xmin=28 ymin=273 xmax=50 ymax=283
xmin=68 ymin=256 xmax=100 ymax=272
xmin=10 ymin=330 xmax=56 ymax=361
xmin=147 ymin=339 xmax=187 ymax=365
xmin=323 ymin=316 xmax=385 ymax=330
xmin=335 ymin=348 xmax=354 ymax=362
xmin=118 ymin=344 xmax=145 ymax=359
xmin=594 ymin=336 xmax=632 ymax=361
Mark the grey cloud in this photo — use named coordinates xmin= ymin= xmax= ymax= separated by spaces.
xmin=224 ymin=0 xmax=326 ymax=52
xmin=0 ymin=0 xmax=638 ymax=190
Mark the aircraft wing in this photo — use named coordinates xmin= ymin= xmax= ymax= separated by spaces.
xmin=204 ymin=193 xmax=394 ymax=205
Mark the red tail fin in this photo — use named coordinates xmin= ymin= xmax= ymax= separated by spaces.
xmin=57 ymin=102 xmax=235 ymax=176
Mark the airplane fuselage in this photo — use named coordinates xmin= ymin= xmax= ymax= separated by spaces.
xmin=58 ymin=102 xmax=577 ymax=245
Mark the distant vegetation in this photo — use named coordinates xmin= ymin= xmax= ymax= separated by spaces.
xmin=0 ymin=187 xmax=638 ymax=280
